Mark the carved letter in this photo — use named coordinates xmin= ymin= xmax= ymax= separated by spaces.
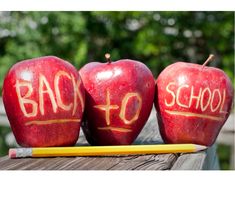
xmin=94 ymin=89 xmax=119 ymax=125
xmin=210 ymin=89 xmax=222 ymax=112
xmin=189 ymin=86 xmax=202 ymax=109
xmin=176 ymin=84 xmax=189 ymax=108
xmin=54 ymin=71 xmax=73 ymax=111
xmin=219 ymin=89 xmax=227 ymax=114
xmin=165 ymin=82 xmax=176 ymax=107
xmin=15 ymin=80 xmax=38 ymax=117
xmin=119 ymin=93 xmax=142 ymax=125
xmin=200 ymin=87 xmax=212 ymax=111
xmin=39 ymin=74 xmax=58 ymax=115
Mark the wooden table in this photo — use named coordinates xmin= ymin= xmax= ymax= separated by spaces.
xmin=0 ymin=110 xmax=219 ymax=170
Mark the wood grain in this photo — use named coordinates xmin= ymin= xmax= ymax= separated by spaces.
xmin=171 ymin=152 xmax=206 ymax=170
xmin=171 ymin=144 xmax=219 ymax=170
xmin=108 ymin=154 xmax=177 ymax=170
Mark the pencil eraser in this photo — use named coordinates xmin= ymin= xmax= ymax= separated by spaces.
xmin=9 ymin=149 xmax=16 ymax=159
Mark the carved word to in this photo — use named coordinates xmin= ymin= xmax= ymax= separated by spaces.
xmin=15 ymin=71 xmax=84 ymax=118
xmin=93 ymin=90 xmax=142 ymax=132
xmin=164 ymin=82 xmax=227 ymax=121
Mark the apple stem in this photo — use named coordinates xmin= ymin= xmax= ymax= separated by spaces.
xmin=105 ymin=53 xmax=111 ymax=64
xmin=202 ymin=54 xmax=215 ymax=67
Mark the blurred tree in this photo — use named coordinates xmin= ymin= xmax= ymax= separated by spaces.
xmin=0 ymin=11 xmax=234 ymax=92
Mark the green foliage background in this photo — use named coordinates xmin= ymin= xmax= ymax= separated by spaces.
xmin=0 ymin=12 xmax=234 ymax=89
xmin=0 ymin=12 xmax=234 ymax=169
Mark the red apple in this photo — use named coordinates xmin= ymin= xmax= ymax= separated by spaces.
xmin=155 ymin=55 xmax=234 ymax=146
xmin=2 ymin=56 xmax=85 ymax=147
xmin=79 ymin=54 xmax=155 ymax=145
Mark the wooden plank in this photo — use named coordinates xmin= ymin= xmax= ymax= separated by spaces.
xmin=171 ymin=144 xmax=219 ymax=170
xmin=0 ymin=106 xmax=217 ymax=170
xmin=0 ymin=156 xmax=118 ymax=170
xmin=0 ymin=154 xmax=177 ymax=170
xmin=171 ymin=152 xmax=206 ymax=170
xmin=108 ymin=154 xmax=177 ymax=170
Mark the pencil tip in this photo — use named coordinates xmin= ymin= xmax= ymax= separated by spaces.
xmin=195 ymin=145 xmax=208 ymax=152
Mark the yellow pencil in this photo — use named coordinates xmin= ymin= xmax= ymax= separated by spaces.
xmin=9 ymin=144 xmax=207 ymax=158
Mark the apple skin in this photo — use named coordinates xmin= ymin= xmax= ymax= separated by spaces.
xmin=155 ymin=62 xmax=234 ymax=146
xmin=2 ymin=56 xmax=85 ymax=147
xmin=79 ymin=59 xmax=155 ymax=145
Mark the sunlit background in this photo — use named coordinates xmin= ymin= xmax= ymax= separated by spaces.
xmin=0 ymin=11 xmax=234 ymax=169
